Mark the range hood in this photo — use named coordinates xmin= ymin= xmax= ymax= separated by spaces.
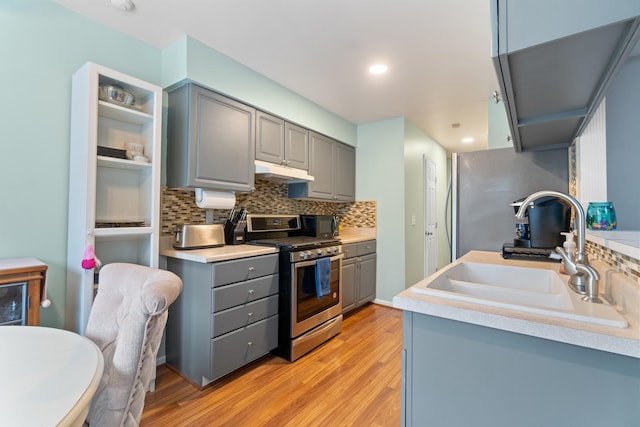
xmin=254 ymin=160 xmax=314 ymax=183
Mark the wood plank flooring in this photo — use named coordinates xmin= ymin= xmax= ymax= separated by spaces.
xmin=141 ymin=304 xmax=402 ymax=427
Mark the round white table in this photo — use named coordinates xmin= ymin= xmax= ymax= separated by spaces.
xmin=0 ymin=326 xmax=104 ymax=427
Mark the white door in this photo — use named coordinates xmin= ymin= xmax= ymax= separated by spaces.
xmin=424 ymin=155 xmax=437 ymax=277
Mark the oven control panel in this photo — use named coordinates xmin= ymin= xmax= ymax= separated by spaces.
xmin=292 ymin=245 xmax=342 ymax=262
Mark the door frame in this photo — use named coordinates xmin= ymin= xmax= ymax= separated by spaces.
xmin=423 ymin=155 xmax=437 ymax=277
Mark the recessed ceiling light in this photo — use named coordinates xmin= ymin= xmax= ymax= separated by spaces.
xmin=462 ymin=137 xmax=474 ymax=143
xmin=369 ymin=64 xmax=388 ymax=75
xmin=111 ymin=0 xmax=135 ymax=11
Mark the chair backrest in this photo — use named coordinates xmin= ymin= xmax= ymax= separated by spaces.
xmin=84 ymin=263 xmax=182 ymax=427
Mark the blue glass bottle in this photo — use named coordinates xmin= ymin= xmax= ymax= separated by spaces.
xmin=586 ymin=202 xmax=617 ymax=230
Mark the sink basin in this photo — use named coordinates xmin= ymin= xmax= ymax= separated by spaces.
xmin=411 ymin=262 xmax=628 ymax=328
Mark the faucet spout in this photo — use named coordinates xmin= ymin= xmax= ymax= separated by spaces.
xmin=515 ymin=190 xmax=600 ymax=301
xmin=515 ymin=190 xmax=586 ymax=263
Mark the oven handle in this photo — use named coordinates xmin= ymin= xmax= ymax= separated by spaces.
xmin=293 ymin=253 xmax=344 ymax=268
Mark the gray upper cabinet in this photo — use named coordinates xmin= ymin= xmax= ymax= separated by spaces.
xmin=335 ymin=142 xmax=356 ymax=201
xmin=255 ymin=112 xmax=285 ymax=165
xmin=307 ymin=131 xmax=335 ymax=199
xmin=288 ymin=131 xmax=355 ymax=201
xmin=167 ymin=82 xmax=256 ymax=192
xmin=255 ymin=111 xmax=309 ymax=170
xmin=492 ymin=0 xmax=640 ymax=152
xmin=284 ymin=122 xmax=309 ymax=170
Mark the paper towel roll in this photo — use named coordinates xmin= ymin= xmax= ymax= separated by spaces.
xmin=195 ymin=188 xmax=236 ymax=209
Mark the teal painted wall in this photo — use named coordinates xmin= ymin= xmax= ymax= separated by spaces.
xmin=0 ymin=0 xmax=161 ymax=328
xmin=0 ymin=1 xmax=355 ymax=328
xmin=162 ymin=37 xmax=357 ymax=146
xmin=403 ymin=120 xmax=449 ymax=287
xmin=356 ymin=118 xmax=406 ymax=303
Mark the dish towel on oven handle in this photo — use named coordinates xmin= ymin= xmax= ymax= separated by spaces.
xmin=315 ymin=257 xmax=331 ymax=299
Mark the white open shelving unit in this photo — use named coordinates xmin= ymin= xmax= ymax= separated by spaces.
xmin=66 ymin=62 xmax=162 ymax=334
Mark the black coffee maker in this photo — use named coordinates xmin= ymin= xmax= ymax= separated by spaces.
xmin=502 ymin=196 xmax=571 ymax=260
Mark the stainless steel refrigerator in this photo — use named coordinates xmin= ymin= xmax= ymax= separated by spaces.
xmin=451 ymin=147 xmax=568 ymax=260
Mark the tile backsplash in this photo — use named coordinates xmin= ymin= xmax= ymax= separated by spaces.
xmin=161 ymin=178 xmax=376 ymax=236
xmin=585 ymin=241 xmax=640 ymax=285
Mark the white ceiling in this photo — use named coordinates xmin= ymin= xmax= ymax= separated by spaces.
xmin=54 ymin=0 xmax=500 ymax=153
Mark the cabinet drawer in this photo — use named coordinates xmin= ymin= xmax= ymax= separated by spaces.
xmin=342 ymin=243 xmax=357 ymax=259
xmin=213 ymin=274 xmax=279 ymax=312
xmin=213 ymin=254 xmax=279 ymax=287
xmin=356 ymin=240 xmax=376 ymax=256
xmin=211 ymin=315 xmax=278 ymax=380
xmin=212 ymin=294 xmax=278 ymax=337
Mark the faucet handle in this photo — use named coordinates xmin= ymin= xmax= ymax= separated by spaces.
xmin=555 ymin=247 xmax=578 ymax=275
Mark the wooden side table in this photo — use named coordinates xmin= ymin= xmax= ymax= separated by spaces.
xmin=0 ymin=258 xmax=48 ymax=325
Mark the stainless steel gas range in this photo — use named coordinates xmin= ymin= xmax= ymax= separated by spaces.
xmin=246 ymin=214 xmax=343 ymax=361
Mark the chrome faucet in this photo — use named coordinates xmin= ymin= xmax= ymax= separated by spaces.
xmin=515 ymin=190 xmax=601 ymax=303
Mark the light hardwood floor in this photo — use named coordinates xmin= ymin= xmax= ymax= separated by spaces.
xmin=141 ymin=304 xmax=402 ymax=427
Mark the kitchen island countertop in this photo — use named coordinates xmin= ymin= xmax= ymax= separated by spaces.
xmin=394 ymin=251 xmax=640 ymax=358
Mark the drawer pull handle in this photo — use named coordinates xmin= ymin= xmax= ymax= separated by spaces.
xmin=248 ymin=267 xmax=255 ymax=272
xmin=248 ymin=312 xmax=253 ymax=317
xmin=247 ymin=341 xmax=253 ymax=346
xmin=248 ymin=289 xmax=255 ymax=295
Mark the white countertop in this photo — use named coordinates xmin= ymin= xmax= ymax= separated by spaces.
xmin=0 ymin=326 xmax=104 ymax=426
xmin=161 ymin=228 xmax=375 ymax=263
xmin=338 ymin=227 xmax=376 ymax=244
xmin=394 ymin=251 xmax=640 ymax=358
xmin=586 ymin=230 xmax=640 ymax=259
xmin=161 ymin=244 xmax=277 ymax=263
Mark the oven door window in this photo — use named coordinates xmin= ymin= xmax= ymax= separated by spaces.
xmin=295 ymin=258 xmax=341 ymax=323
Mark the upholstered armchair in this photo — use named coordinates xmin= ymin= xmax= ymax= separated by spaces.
xmin=84 ymin=263 xmax=182 ymax=427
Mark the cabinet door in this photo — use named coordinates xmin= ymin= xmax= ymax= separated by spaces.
xmin=307 ymin=132 xmax=335 ymax=200
xmin=192 ymin=86 xmax=255 ymax=192
xmin=168 ymin=84 xmax=256 ymax=192
xmin=284 ymin=122 xmax=309 ymax=170
xmin=256 ymin=111 xmax=285 ymax=165
xmin=357 ymin=253 xmax=376 ymax=306
xmin=341 ymin=258 xmax=357 ymax=314
xmin=335 ymin=142 xmax=356 ymax=201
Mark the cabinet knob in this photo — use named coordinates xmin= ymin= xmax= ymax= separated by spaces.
xmin=248 ymin=312 xmax=253 ymax=317
xmin=248 ymin=267 xmax=255 ymax=272
xmin=247 ymin=341 xmax=253 ymax=346
xmin=248 ymin=289 xmax=255 ymax=295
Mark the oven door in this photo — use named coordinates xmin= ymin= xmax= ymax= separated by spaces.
xmin=291 ymin=253 xmax=343 ymax=338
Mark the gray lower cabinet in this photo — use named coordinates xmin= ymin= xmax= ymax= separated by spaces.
xmin=256 ymin=111 xmax=309 ymax=171
xmin=288 ymin=131 xmax=355 ymax=201
xmin=167 ymin=82 xmax=256 ymax=192
xmin=341 ymin=240 xmax=376 ymax=314
xmin=165 ymin=254 xmax=279 ymax=386
xmin=401 ymin=311 xmax=640 ymax=427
